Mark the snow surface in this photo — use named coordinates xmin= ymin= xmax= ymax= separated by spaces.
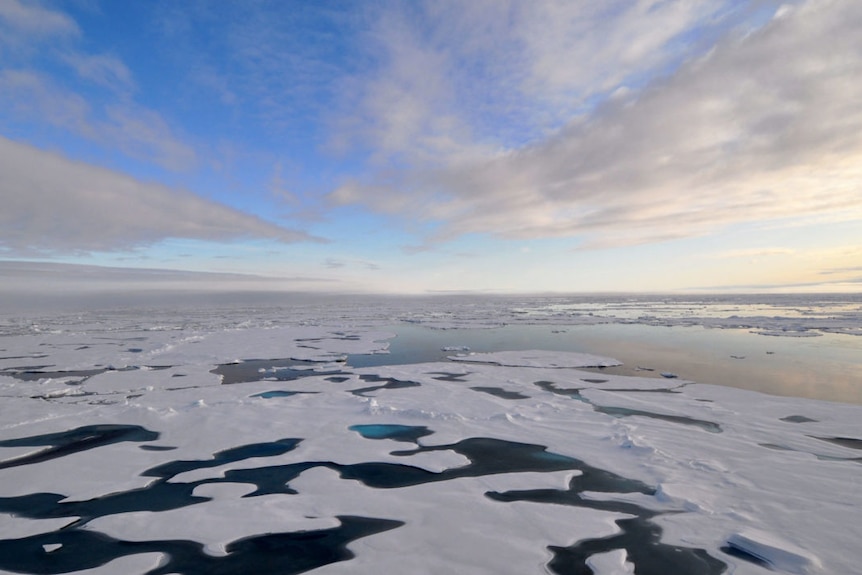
xmin=0 ymin=297 xmax=860 ymax=574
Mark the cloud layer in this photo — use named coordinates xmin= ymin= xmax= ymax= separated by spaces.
xmin=0 ymin=137 xmax=318 ymax=255
xmin=2 ymin=0 xmax=859 ymax=295
xmin=332 ymin=0 xmax=862 ymax=249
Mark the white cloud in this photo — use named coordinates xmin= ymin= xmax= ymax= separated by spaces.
xmin=0 ymin=0 xmax=78 ymax=40
xmin=332 ymin=0 xmax=862 ymax=250
xmin=0 ymin=2 xmax=195 ymax=172
xmin=0 ymin=70 xmax=196 ymax=171
xmin=512 ymin=1 xmax=727 ymax=119
xmin=0 ymin=69 xmax=92 ymax=134
xmin=335 ymin=1 xmax=747 ymax=162
xmin=0 ymin=136 xmax=322 ymax=255
xmin=101 ymin=104 xmax=197 ymax=171
xmin=61 ymin=52 xmax=135 ymax=93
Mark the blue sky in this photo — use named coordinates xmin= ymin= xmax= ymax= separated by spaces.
xmin=1 ymin=0 xmax=861 ymax=294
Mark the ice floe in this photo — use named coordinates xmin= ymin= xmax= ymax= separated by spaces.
xmin=725 ymin=529 xmax=822 ymax=574
xmin=0 ymin=297 xmax=859 ymax=574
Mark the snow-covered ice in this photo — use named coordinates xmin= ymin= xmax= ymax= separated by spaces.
xmin=726 ymin=529 xmax=823 ymax=574
xmin=0 ymin=295 xmax=859 ymax=574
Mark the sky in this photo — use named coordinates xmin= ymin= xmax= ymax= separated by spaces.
xmin=1 ymin=0 xmax=861 ymax=295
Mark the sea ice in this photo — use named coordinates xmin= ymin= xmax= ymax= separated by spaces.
xmin=726 ymin=529 xmax=822 ymax=574
xmin=0 ymin=298 xmax=859 ymax=574
xmin=585 ymin=549 xmax=635 ymax=574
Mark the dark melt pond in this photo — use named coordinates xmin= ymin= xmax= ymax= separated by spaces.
xmin=0 ymin=422 xmax=729 ymax=575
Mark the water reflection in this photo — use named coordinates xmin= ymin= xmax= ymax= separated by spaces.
xmin=348 ymin=323 xmax=862 ymax=404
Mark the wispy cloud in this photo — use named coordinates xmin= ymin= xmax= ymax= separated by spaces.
xmin=0 ymin=136 xmax=322 ymax=255
xmin=0 ymin=70 xmax=196 ymax=171
xmin=0 ymin=69 xmax=91 ymax=133
xmin=325 ymin=258 xmax=380 ymax=271
xmin=60 ymin=52 xmax=135 ymax=94
xmin=819 ymin=266 xmax=862 ymax=276
xmin=331 ymin=0 xmax=862 ymax=250
xmin=0 ymin=1 xmax=196 ymax=172
xmin=101 ymin=104 xmax=197 ymax=171
xmin=712 ymin=248 xmax=796 ymax=259
xmin=148 ymin=2 xmax=353 ymax=136
xmin=333 ymin=1 xmax=737 ymax=162
xmin=0 ymin=0 xmax=79 ymax=41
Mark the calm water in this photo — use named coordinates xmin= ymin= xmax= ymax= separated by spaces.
xmin=348 ymin=323 xmax=862 ymax=404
